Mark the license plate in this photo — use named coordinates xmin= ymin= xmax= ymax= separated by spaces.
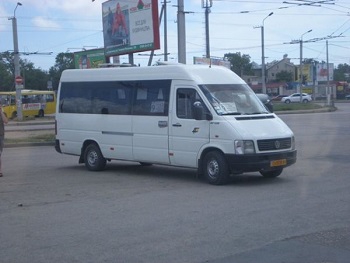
xmin=270 ymin=159 xmax=287 ymax=167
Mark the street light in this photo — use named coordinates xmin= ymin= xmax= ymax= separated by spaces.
xmin=261 ymin=12 xmax=273 ymax=94
xmin=299 ymin=29 xmax=312 ymax=102
xmin=9 ymin=2 xmax=23 ymax=120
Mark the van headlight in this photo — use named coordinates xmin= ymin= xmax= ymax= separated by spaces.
xmin=291 ymin=136 xmax=295 ymax=150
xmin=235 ymin=140 xmax=255 ymax=154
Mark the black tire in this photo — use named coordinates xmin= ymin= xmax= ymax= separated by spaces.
xmin=203 ymin=151 xmax=230 ymax=185
xmin=84 ymin=143 xmax=106 ymax=171
xmin=260 ymin=168 xmax=283 ymax=178
xmin=11 ymin=111 xmax=17 ymax=119
xmin=302 ymin=99 xmax=309 ymax=103
xmin=38 ymin=109 xmax=44 ymax=117
xmin=284 ymin=99 xmax=291 ymax=104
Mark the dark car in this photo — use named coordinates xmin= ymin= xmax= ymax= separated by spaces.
xmin=255 ymin=93 xmax=273 ymax=113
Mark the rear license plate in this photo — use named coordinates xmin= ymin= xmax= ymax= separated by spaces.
xmin=270 ymin=159 xmax=287 ymax=167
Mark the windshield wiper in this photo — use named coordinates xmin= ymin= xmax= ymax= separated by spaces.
xmin=221 ymin=112 xmax=242 ymax=115
xmin=245 ymin=111 xmax=269 ymax=115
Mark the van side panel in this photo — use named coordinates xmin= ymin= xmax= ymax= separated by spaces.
xmin=56 ymin=114 xmax=133 ymax=160
xmin=132 ymin=116 xmax=169 ymax=163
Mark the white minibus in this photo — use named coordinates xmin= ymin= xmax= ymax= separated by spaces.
xmin=55 ymin=64 xmax=296 ymax=184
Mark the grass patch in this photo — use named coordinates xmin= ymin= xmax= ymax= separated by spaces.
xmin=5 ymin=134 xmax=55 ymax=144
xmin=274 ymin=102 xmax=324 ymax=111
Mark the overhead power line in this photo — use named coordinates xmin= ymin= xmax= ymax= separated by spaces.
xmin=283 ymin=0 xmax=335 ymax=7
xmin=286 ymin=34 xmax=344 ymax=45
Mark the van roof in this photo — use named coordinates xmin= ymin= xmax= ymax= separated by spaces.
xmin=60 ymin=64 xmax=246 ymax=85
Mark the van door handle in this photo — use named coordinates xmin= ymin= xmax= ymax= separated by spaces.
xmin=172 ymin=123 xmax=182 ymax=127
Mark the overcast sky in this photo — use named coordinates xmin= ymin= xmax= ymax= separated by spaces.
xmin=1 ymin=0 xmax=349 ymax=71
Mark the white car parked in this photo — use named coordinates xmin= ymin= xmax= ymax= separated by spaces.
xmin=281 ymin=93 xmax=312 ymax=103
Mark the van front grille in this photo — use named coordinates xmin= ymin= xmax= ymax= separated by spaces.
xmin=257 ymin=138 xmax=291 ymax=151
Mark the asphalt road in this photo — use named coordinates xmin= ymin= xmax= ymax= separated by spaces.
xmin=0 ymin=104 xmax=349 ymax=263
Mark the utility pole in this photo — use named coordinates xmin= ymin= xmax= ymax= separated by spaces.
xmin=260 ymin=12 xmax=273 ymax=94
xmin=9 ymin=2 xmax=23 ymax=121
xmin=299 ymin=29 xmax=312 ymax=102
xmin=148 ymin=1 xmax=169 ymax=66
xmin=164 ymin=0 xmax=168 ymax=61
xmin=326 ymin=40 xmax=331 ymax=106
xmin=177 ymin=0 xmax=186 ymax=64
xmin=202 ymin=0 xmax=212 ymax=58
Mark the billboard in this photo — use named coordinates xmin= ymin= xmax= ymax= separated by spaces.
xmin=74 ymin=49 xmax=106 ymax=69
xmin=193 ymin=57 xmax=231 ymax=69
xmin=299 ymin=64 xmax=313 ymax=83
xmin=102 ymin=0 xmax=160 ymax=57
xmin=316 ymin=63 xmax=334 ymax=82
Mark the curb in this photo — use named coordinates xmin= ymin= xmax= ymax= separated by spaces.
xmin=6 ymin=127 xmax=54 ymax=133
xmin=5 ymin=142 xmax=55 ymax=148
xmin=7 ymin=121 xmax=55 ymax=127
xmin=275 ymin=106 xmax=337 ymax=115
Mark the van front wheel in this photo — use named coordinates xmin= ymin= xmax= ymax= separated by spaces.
xmin=84 ymin=143 xmax=106 ymax=171
xmin=203 ymin=151 xmax=229 ymax=185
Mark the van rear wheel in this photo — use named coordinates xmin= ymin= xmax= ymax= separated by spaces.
xmin=203 ymin=151 xmax=229 ymax=185
xmin=84 ymin=143 xmax=106 ymax=171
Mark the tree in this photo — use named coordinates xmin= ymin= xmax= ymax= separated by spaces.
xmin=334 ymin=63 xmax=350 ymax=81
xmin=0 ymin=51 xmax=50 ymax=91
xmin=224 ymin=52 xmax=254 ymax=77
xmin=21 ymin=59 xmax=50 ymax=90
xmin=0 ymin=52 xmax=15 ymax=91
xmin=275 ymin=70 xmax=293 ymax=83
xmin=49 ymin=52 xmax=74 ymax=90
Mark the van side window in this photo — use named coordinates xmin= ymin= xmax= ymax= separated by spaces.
xmin=177 ymin=88 xmax=206 ymax=119
xmin=60 ymin=81 xmax=132 ymax=115
xmin=60 ymin=80 xmax=170 ymax=116
xmin=132 ymin=80 xmax=170 ymax=116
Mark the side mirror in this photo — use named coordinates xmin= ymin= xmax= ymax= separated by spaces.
xmin=193 ymin=101 xmax=212 ymax=121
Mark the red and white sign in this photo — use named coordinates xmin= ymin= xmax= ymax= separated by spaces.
xmin=15 ymin=76 xmax=23 ymax=85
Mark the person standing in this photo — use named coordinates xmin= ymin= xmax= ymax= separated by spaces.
xmin=0 ymin=105 xmax=8 ymax=177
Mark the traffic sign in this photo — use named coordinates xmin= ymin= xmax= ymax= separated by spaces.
xmin=15 ymin=75 xmax=23 ymax=85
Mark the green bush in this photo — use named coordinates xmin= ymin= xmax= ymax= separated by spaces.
xmin=274 ymin=103 xmax=323 ymax=111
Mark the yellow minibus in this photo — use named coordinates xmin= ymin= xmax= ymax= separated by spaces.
xmin=0 ymin=89 xmax=56 ymax=119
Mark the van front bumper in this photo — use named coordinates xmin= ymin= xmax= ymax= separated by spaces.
xmin=225 ymin=150 xmax=297 ymax=174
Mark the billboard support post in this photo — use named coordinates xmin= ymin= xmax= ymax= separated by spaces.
xmin=128 ymin=53 xmax=134 ymax=65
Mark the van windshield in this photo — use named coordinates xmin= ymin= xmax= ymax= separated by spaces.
xmin=199 ymin=84 xmax=268 ymax=115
